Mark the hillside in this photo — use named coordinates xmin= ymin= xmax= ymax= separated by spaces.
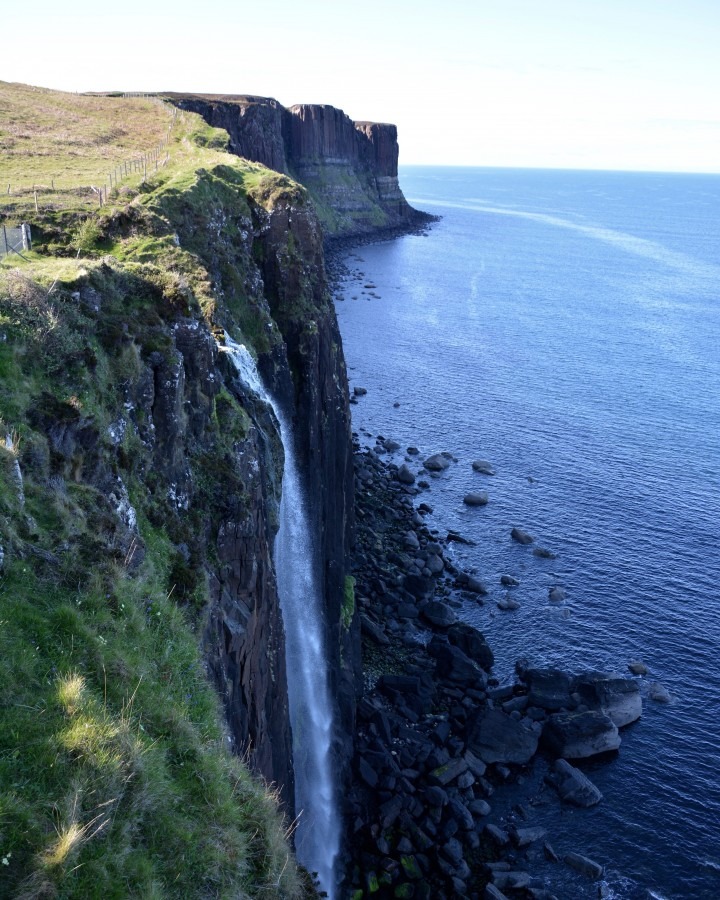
xmin=0 ymin=82 xmax=348 ymax=899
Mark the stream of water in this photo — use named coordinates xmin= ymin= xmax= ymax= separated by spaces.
xmin=223 ymin=337 xmax=339 ymax=897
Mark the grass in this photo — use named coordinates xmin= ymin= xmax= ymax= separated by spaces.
xmin=0 ymin=84 xmax=318 ymax=890
xmin=0 ymin=82 xmax=174 ymax=213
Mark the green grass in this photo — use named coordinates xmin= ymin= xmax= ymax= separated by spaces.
xmin=0 ymin=257 xmax=306 ymax=899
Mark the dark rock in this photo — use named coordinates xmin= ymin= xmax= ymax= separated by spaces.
xmin=533 ymin=546 xmax=557 ymax=559
xmin=447 ymin=623 xmax=494 ymax=670
xmin=429 ymin=756 xmax=469 ymax=786
xmin=484 ymin=886 xmax=510 ymax=900
xmin=511 ymin=527 xmax=534 ymax=545
xmin=472 ymin=459 xmax=496 ymax=475
xmin=648 ymin=681 xmax=671 ymax=703
xmin=359 ymin=756 xmax=380 ymax=788
xmin=484 ymin=824 xmax=511 ymax=848
xmin=423 ymin=453 xmax=451 ymax=472
xmin=360 ymin=613 xmax=390 ymax=645
xmin=463 ymin=491 xmax=489 ymax=506
xmin=467 ymin=708 xmax=539 ymax=765
xmin=397 ymin=464 xmax=416 ymax=485
xmin=542 ymin=711 xmax=621 ymax=758
xmin=353 ymin=386 xmax=368 ymax=396
xmin=543 ymin=842 xmax=560 ymax=863
xmin=493 ymin=871 xmax=532 ymax=891
xmin=550 ymin=758 xmax=603 ymax=807
xmin=429 ymin=638 xmax=486 ymax=687
xmin=512 ymin=826 xmax=547 ymax=847
xmin=500 ymin=574 xmax=519 ymax=586
xmin=573 ymin=672 xmax=642 ymax=727
xmin=548 ymin=586 xmax=566 ymax=602
xmin=523 ymin=668 xmax=574 ymax=711
xmin=404 ymin=574 xmax=435 ymax=599
xmin=421 ymin=601 xmax=457 ymax=628
xmin=564 ymin=852 xmax=604 ymax=879
xmin=628 ymin=660 xmax=649 ymax=676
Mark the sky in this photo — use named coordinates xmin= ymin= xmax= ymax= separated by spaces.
xmin=3 ymin=0 xmax=720 ymax=172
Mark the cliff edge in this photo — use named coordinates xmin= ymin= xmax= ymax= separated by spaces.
xmin=162 ymin=92 xmax=429 ymax=238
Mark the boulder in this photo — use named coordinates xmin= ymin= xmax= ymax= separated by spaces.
xmin=429 ymin=638 xmax=486 ymax=687
xmin=550 ymin=758 xmax=603 ymax=807
xmin=467 ymin=708 xmax=539 ymax=765
xmin=564 ymin=852 xmax=603 ymax=879
xmin=548 ymin=586 xmax=566 ymax=602
xmin=464 ymin=491 xmax=489 ymax=506
xmin=628 ymin=660 xmax=649 ymax=676
xmin=512 ymin=826 xmax=547 ymax=848
xmin=397 ymin=464 xmax=416 ymax=485
xmin=422 ymin=601 xmax=457 ymax=628
xmin=533 ymin=546 xmax=557 ymax=559
xmin=360 ymin=614 xmax=390 ymax=645
xmin=472 ymin=460 xmax=496 ymax=475
xmin=424 ymin=453 xmax=451 ymax=472
xmin=464 ymin=574 xmax=488 ymax=595
xmin=523 ymin=668 xmax=574 ymax=711
xmin=511 ymin=527 xmax=534 ymax=544
xmin=573 ymin=672 xmax=642 ymax=727
xmin=353 ymin=386 xmax=368 ymax=396
xmin=648 ymin=681 xmax=671 ymax=703
xmin=542 ymin=711 xmax=620 ymax=758
xmin=426 ymin=553 xmax=444 ymax=574
xmin=497 ymin=597 xmax=520 ymax=611
xmin=500 ymin=574 xmax=519 ymax=586
xmin=403 ymin=574 xmax=435 ymax=599
xmin=447 ymin=622 xmax=494 ymax=670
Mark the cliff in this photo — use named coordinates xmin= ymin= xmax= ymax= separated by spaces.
xmin=162 ymin=92 xmax=427 ymax=238
xmin=0 ymin=91 xmax=356 ymax=897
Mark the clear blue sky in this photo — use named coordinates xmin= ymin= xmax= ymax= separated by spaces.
xmin=3 ymin=0 xmax=720 ymax=172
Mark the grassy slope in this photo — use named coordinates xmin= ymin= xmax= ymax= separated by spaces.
xmin=0 ymin=84 xmax=311 ymax=899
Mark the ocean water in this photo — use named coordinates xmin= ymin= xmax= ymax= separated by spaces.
xmin=334 ymin=167 xmax=720 ymax=899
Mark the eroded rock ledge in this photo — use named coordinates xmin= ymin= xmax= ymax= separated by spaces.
xmin=162 ymin=92 xmax=431 ymax=237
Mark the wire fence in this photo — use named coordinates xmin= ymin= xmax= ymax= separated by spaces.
xmin=1 ymin=97 xmax=180 ymax=215
xmin=0 ymin=224 xmax=31 ymax=260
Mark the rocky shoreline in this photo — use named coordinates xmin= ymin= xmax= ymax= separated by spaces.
xmin=340 ymin=439 xmax=646 ymax=900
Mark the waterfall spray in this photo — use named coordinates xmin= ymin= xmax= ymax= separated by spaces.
xmin=223 ymin=338 xmax=339 ymax=897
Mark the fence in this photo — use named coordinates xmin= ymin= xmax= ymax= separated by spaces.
xmin=2 ymin=97 xmax=180 ymax=213
xmin=0 ymin=224 xmax=31 ymax=260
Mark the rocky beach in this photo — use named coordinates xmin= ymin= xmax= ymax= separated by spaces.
xmin=341 ymin=437 xmax=648 ymax=900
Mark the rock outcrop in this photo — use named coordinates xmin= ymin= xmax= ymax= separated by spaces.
xmin=163 ymin=92 xmax=430 ymax=238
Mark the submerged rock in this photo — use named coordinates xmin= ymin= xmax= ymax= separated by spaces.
xmin=564 ymin=852 xmax=604 ymax=879
xmin=511 ymin=527 xmax=534 ymax=545
xmin=472 ymin=459 xmax=496 ymax=475
xmin=648 ymin=681 xmax=672 ymax=703
xmin=464 ymin=491 xmax=489 ymax=506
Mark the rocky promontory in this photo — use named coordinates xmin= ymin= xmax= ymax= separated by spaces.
xmin=163 ymin=92 xmax=431 ymax=238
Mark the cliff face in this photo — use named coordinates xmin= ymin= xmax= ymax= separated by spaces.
xmin=164 ymin=92 xmax=426 ymax=238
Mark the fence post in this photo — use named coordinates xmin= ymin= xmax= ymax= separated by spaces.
xmin=34 ymin=192 xmax=39 ymax=213
xmin=2 ymin=225 xmax=8 ymax=257
xmin=21 ymin=223 xmax=31 ymax=251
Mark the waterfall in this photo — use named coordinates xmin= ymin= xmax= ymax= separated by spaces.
xmin=222 ymin=337 xmax=339 ymax=897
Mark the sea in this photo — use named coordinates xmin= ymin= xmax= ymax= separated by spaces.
xmin=333 ymin=167 xmax=720 ymax=899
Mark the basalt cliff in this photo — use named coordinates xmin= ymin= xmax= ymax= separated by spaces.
xmin=162 ymin=92 xmax=426 ymax=238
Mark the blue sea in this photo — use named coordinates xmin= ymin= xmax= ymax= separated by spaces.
xmin=334 ymin=167 xmax=720 ymax=899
